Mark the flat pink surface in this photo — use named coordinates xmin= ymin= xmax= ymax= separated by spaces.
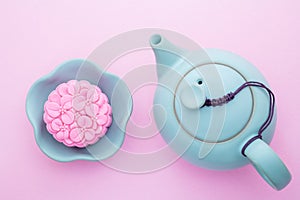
xmin=1 ymin=0 xmax=299 ymax=199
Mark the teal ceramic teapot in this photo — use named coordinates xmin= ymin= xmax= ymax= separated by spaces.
xmin=150 ymin=34 xmax=291 ymax=190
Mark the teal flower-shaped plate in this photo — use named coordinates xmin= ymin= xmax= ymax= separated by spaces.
xmin=26 ymin=59 xmax=132 ymax=162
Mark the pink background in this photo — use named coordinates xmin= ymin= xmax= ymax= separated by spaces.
xmin=1 ymin=0 xmax=300 ymax=199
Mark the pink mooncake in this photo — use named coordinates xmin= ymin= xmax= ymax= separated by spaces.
xmin=43 ymin=80 xmax=112 ymax=148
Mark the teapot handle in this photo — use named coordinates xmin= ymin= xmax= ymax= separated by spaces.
xmin=243 ymin=139 xmax=291 ymax=190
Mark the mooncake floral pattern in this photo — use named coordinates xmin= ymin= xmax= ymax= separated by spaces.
xmin=43 ymin=80 xmax=112 ymax=148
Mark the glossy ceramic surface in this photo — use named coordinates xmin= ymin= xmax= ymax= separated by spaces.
xmin=150 ymin=34 xmax=291 ymax=190
xmin=26 ymin=59 xmax=132 ymax=162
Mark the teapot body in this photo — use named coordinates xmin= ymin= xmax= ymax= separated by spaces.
xmin=153 ymin=48 xmax=276 ymax=170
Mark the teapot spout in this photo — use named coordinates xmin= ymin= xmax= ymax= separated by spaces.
xmin=150 ymin=34 xmax=185 ymax=78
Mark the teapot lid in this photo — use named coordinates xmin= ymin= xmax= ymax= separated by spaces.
xmin=173 ymin=63 xmax=254 ymax=143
